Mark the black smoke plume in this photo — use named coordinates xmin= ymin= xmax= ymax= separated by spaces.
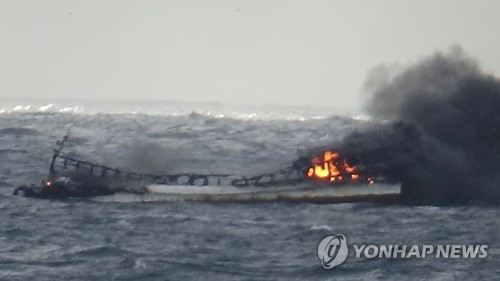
xmin=343 ymin=46 xmax=500 ymax=205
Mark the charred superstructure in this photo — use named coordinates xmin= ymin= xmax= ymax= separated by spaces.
xmin=13 ymin=128 xmax=127 ymax=198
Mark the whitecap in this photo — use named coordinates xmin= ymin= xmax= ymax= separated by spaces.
xmin=13 ymin=105 xmax=31 ymax=111
xmin=39 ymin=104 xmax=54 ymax=112
xmin=59 ymin=106 xmax=84 ymax=113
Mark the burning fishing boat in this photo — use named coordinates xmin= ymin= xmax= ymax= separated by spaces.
xmin=13 ymin=129 xmax=400 ymax=203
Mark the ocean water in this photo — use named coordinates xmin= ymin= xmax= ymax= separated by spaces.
xmin=0 ymin=100 xmax=499 ymax=280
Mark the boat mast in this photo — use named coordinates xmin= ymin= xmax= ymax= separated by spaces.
xmin=48 ymin=127 xmax=71 ymax=178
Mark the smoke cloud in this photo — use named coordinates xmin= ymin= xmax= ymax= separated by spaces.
xmin=343 ymin=46 xmax=500 ymax=205
xmin=120 ymin=142 xmax=175 ymax=175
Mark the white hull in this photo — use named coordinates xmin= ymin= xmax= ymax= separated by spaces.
xmin=129 ymin=183 xmax=401 ymax=204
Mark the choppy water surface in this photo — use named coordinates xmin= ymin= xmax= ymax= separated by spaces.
xmin=0 ymin=103 xmax=499 ymax=280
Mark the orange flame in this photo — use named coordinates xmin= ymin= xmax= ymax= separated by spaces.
xmin=306 ymin=150 xmax=358 ymax=183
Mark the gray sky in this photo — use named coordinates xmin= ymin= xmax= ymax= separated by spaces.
xmin=1 ymin=0 xmax=500 ymax=109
